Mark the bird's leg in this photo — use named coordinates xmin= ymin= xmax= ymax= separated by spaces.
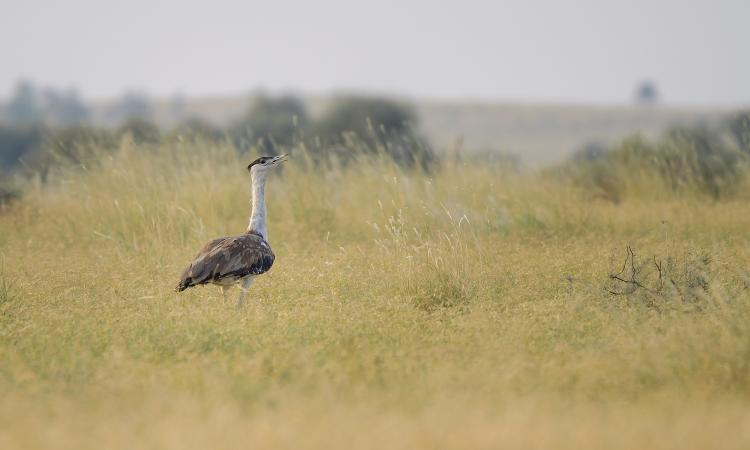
xmin=236 ymin=277 xmax=255 ymax=309
xmin=221 ymin=285 xmax=231 ymax=302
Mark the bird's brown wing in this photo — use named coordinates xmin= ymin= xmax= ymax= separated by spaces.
xmin=176 ymin=233 xmax=275 ymax=291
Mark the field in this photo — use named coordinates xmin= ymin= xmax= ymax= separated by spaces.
xmin=1 ymin=142 xmax=750 ymax=449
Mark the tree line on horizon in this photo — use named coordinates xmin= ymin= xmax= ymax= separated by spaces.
xmin=0 ymin=81 xmax=435 ymax=174
xmin=2 ymin=80 xmax=750 ymax=208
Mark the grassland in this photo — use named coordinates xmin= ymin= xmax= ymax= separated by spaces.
xmin=1 ymin=142 xmax=749 ymax=449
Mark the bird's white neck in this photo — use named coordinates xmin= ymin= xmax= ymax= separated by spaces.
xmin=247 ymin=172 xmax=268 ymax=240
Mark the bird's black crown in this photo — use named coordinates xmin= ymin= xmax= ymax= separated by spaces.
xmin=247 ymin=156 xmax=274 ymax=171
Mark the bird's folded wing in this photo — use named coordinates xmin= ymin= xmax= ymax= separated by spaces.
xmin=177 ymin=234 xmax=275 ymax=289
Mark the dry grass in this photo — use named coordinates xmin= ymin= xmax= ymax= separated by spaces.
xmin=1 ymin=142 xmax=749 ymax=449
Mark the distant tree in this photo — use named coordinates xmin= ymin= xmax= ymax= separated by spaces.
xmin=314 ymin=97 xmax=417 ymax=141
xmin=313 ymin=96 xmax=434 ymax=170
xmin=42 ymin=88 xmax=91 ymax=125
xmin=108 ymin=91 xmax=154 ymax=123
xmin=117 ymin=117 xmax=161 ymax=144
xmin=170 ymin=117 xmax=224 ymax=142
xmin=635 ymin=80 xmax=659 ymax=105
xmin=23 ymin=125 xmax=116 ymax=178
xmin=0 ymin=124 xmax=46 ymax=170
xmin=6 ymin=80 xmax=43 ymax=124
xmin=169 ymin=93 xmax=188 ymax=122
xmin=228 ymin=95 xmax=308 ymax=153
xmin=727 ymin=110 xmax=750 ymax=154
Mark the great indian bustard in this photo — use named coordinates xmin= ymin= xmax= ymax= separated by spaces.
xmin=176 ymin=154 xmax=288 ymax=307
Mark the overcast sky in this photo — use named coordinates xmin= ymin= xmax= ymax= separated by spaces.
xmin=1 ymin=0 xmax=748 ymax=105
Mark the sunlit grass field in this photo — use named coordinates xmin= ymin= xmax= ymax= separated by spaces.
xmin=1 ymin=141 xmax=749 ymax=449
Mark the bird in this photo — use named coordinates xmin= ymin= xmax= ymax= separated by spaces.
xmin=176 ymin=154 xmax=288 ymax=308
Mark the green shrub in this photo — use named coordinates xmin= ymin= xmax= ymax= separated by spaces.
xmin=560 ymin=127 xmax=744 ymax=202
xmin=659 ymin=127 xmax=741 ymax=198
xmin=22 ymin=125 xmax=117 ymax=178
xmin=0 ymin=176 xmax=21 ymax=209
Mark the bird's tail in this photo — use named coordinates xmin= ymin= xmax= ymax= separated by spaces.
xmin=175 ymin=277 xmax=192 ymax=292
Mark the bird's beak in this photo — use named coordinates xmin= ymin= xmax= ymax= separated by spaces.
xmin=273 ymin=154 xmax=289 ymax=165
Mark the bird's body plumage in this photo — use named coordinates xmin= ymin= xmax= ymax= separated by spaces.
xmin=176 ymin=231 xmax=275 ymax=291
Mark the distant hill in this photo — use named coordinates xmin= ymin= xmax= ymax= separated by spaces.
xmin=415 ymin=100 xmax=729 ymax=164
xmin=91 ymin=94 xmax=732 ymax=165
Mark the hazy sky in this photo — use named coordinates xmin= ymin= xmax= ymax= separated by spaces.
xmin=1 ymin=0 xmax=748 ymax=105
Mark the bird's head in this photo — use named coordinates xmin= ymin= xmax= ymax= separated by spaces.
xmin=247 ymin=154 xmax=288 ymax=179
